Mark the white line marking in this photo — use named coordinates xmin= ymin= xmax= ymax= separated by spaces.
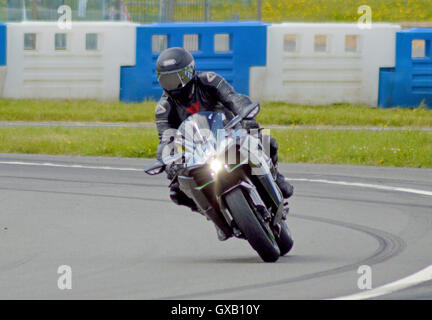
xmin=1 ymin=161 xmax=431 ymax=196
xmin=332 ymin=265 xmax=432 ymax=300
xmin=287 ymin=178 xmax=432 ymax=197
xmin=287 ymin=177 xmax=432 ymax=299
xmin=2 ymin=159 xmax=432 ymax=299
xmin=0 ymin=161 xmax=143 ymax=171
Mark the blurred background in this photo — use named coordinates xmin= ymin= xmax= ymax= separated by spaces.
xmin=0 ymin=0 xmax=432 ymax=25
xmin=0 ymin=0 xmax=430 ymax=167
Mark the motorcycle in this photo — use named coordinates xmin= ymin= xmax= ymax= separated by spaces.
xmin=144 ymin=103 xmax=294 ymax=262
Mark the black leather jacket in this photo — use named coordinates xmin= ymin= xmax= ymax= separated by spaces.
xmin=155 ymin=71 xmax=256 ymax=159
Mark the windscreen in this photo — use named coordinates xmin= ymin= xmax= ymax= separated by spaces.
xmin=176 ymin=112 xmax=225 ymax=167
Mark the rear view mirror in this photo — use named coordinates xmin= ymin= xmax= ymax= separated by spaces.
xmin=224 ymin=102 xmax=261 ymax=130
xmin=144 ymin=160 xmax=165 ymax=175
xmin=242 ymin=102 xmax=260 ymax=120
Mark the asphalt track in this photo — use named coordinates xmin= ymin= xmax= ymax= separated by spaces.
xmin=0 ymin=153 xmax=431 ymax=300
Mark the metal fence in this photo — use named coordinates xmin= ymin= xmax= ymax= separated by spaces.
xmin=0 ymin=0 xmax=262 ymax=22
xmin=126 ymin=0 xmax=261 ymax=22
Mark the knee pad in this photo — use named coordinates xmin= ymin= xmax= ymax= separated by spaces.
xmin=169 ymin=185 xmax=197 ymax=209
xmin=169 ymin=186 xmax=182 ymax=205
xmin=269 ymin=136 xmax=279 ymax=164
xmin=169 ymin=191 xmax=180 ymax=205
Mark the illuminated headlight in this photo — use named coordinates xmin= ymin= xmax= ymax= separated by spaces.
xmin=210 ymin=159 xmax=223 ymax=173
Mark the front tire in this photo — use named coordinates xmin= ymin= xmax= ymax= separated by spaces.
xmin=225 ymin=188 xmax=280 ymax=262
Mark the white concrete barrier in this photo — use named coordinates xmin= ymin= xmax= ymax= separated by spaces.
xmin=0 ymin=66 xmax=6 ymax=96
xmin=250 ymin=23 xmax=401 ymax=106
xmin=3 ymin=22 xmax=137 ymax=100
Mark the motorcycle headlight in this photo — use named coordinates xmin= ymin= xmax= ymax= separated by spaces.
xmin=210 ymin=159 xmax=223 ymax=173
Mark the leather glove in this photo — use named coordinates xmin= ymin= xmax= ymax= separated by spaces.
xmin=166 ymin=162 xmax=183 ymax=180
xmin=156 ymin=143 xmax=165 ymax=163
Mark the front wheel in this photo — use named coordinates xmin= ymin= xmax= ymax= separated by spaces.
xmin=225 ymin=188 xmax=280 ymax=262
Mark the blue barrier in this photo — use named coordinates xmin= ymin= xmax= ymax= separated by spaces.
xmin=120 ymin=22 xmax=267 ymax=102
xmin=0 ymin=22 xmax=6 ymax=65
xmin=378 ymin=28 xmax=432 ymax=108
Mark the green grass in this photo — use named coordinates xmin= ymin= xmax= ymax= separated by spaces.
xmin=0 ymin=99 xmax=156 ymax=123
xmin=258 ymin=102 xmax=432 ymax=127
xmin=261 ymin=0 xmax=432 ymax=23
xmin=128 ymin=0 xmax=432 ymax=23
xmin=272 ymin=128 xmax=432 ymax=168
xmin=0 ymin=127 xmax=158 ymax=158
xmin=1 ymin=0 xmax=432 ymax=23
xmin=0 ymin=127 xmax=430 ymax=168
xmin=1 ymin=99 xmax=431 ymax=127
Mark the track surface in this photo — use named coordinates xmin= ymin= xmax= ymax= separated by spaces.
xmin=0 ymin=153 xmax=431 ymax=299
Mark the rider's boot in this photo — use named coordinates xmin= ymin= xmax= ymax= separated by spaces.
xmin=202 ymin=208 xmax=232 ymax=241
xmin=175 ymin=194 xmax=232 ymax=242
xmin=214 ymin=224 xmax=231 ymax=241
xmin=170 ymin=182 xmax=199 ymax=211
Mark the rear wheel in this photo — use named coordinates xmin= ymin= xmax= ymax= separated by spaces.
xmin=225 ymin=188 xmax=280 ymax=262
xmin=275 ymin=221 xmax=294 ymax=256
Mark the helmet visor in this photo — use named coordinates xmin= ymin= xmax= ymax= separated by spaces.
xmin=157 ymin=65 xmax=194 ymax=92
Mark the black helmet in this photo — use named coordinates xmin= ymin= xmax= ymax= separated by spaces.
xmin=156 ymin=47 xmax=196 ymax=99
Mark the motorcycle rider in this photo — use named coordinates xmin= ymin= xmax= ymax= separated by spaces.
xmin=154 ymin=47 xmax=293 ymax=240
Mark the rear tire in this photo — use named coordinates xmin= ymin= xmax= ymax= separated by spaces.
xmin=225 ymin=188 xmax=280 ymax=262
xmin=275 ymin=221 xmax=294 ymax=256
